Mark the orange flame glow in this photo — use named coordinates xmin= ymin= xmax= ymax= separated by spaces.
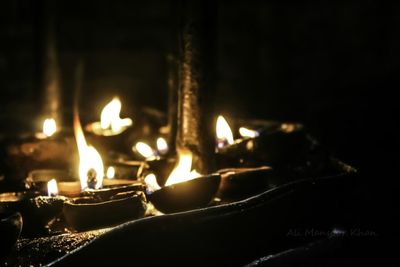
xmin=216 ymin=115 xmax=234 ymax=148
xmin=100 ymin=97 xmax=132 ymax=133
xmin=47 ymin=178 xmax=58 ymax=196
xmin=43 ymin=118 xmax=57 ymax=137
xmin=74 ymin=112 xmax=104 ymax=190
xmin=164 ymin=148 xmax=201 ymax=187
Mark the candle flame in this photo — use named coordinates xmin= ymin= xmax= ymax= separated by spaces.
xmin=47 ymin=178 xmax=58 ymax=196
xmin=144 ymin=173 xmax=161 ymax=192
xmin=106 ymin=166 xmax=116 ymax=179
xmin=135 ymin=142 xmax=155 ymax=159
xmin=156 ymin=137 xmax=168 ymax=155
xmin=164 ymin=148 xmax=201 ymax=187
xmin=239 ymin=127 xmax=259 ymax=138
xmin=216 ymin=115 xmax=234 ymax=148
xmin=100 ymin=97 xmax=132 ymax=133
xmin=74 ymin=112 xmax=104 ymax=190
xmin=43 ymin=118 xmax=57 ymax=137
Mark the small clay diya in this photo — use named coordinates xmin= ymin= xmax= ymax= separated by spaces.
xmin=216 ymin=122 xmax=309 ymax=168
xmin=0 ymin=192 xmax=66 ymax=236
xmin=216 ymin=166 xmax=272 ymax=200
xmin=0 ymin=212 xmax=23 ymax=261
xmin=82 ymin=182 xmax=145 ymax=200
xmin=63 ymin=191 xmax=147 ymax=231
xmin=26 ymin=169 xmax=71 ymax=194
xmin=147 ymin=174 xmax=221 ymax=214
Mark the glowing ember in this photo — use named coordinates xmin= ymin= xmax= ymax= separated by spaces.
xmin=74 ymin=111 xmax=104 ymax=190
xmin=43 ymin=118 xmax=57 ymax=137
xmin=144 ymin=173 xmax=161 ymax=192
xmin=100 ymin=97 xmax=132 ymax=133
xmin=216 ymin=115 xmax=234 ymax=148
xmin=165 ymin=148 xmax=201 ymax=187
xmin=106 ymin=166 xmax=116 ymax=179
xmin=239 ymin=127 xmax=259 ymax=138
xmin=47 ymin=178 xmax=58 ymax=196
xmin=156 ymin=137 xmax=168 ymax=155
xmin=135 ymin=142 xmax=155 ymax=159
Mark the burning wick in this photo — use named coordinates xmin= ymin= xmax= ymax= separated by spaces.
xmin=156 ymin=137 xmax=168 ymax=155
xmin=134 ymin=142 xmax=156 ymax=160
xmin=106 ymin=166 xmax=116 ymax=179
xmin=74 ymin=108 xmax=104 ymax=190
xmin=239 ymin=127 xmax=259 ymax=138
xmin=47 ymin=178 xmax=58 ymax=197
xmin=216 ymin=115 xmax=234 ymax=149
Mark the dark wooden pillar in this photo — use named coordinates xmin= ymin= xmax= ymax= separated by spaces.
xmin=41 ymin=0 xmax=61 ymax=124
xmin=176 ymin=0 xmax=217 ymax=174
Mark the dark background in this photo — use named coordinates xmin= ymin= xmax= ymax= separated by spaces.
xmin=0 ymin=0 xmax=399 ymax=178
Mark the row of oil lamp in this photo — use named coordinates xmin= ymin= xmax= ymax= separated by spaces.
xmin=1 ymin=96 xmax=304 ymax=235
xmin=32 ymin=96 xmax=262 ymax=197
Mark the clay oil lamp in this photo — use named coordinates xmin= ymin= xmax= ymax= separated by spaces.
xmin=0 ymin=189 xmax=66 ymax=236
xmin=61 ymin=113 xmax=147 ymax=231
xmin=63 ymin=191 xmax=146 ymax=231
xmin=145 ymin=148 xmax=221 ymax=214
xmin=216 ymin=166 xmax=273 ymax=201
xmin=0 ymin=212 xmax=23 ymax=261
xmin=26 ymin=169 xmax=75 ymax=196
xmin=85 ymin=97 xmax=133 ymax=153
xmin=215 ymin=115 xmax=310 ymax=168
xmin=104 ymin=158 xmax=148 ymax=183
xmin=4 ymin=117 xmax=75 ymax=180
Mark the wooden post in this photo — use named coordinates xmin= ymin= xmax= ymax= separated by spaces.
xmin=41 ymin=0 xmax=61 ymax=124
xmin=176 ymin=0 xmax=217 ymax=174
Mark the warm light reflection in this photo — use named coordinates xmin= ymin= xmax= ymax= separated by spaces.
xmin=47 ymin=178 xmax=58 ymax=196
xmin=216 ymin=115 xmax=234 ymax=148
xmin=135 ymin=142 xmax=155 ymax=159
xmin=100 ymin=97 xmax=132 ymax=133
xmin=144 ymin=173 xmax=161 ymax=192
xmin=106 ymin=166 xmax=115 ymax=179
xmin=239 ymin=127 xmax=259 ymax=138
xmin=74 ymin=112 xmax=104 ymax=190
xmin=43 ymin=118 xmax=57 ymax=137
xmin=165 ymin=148 xmax=201 ymax=186
xmin=156 ymin=137 xmax=168 ymax=155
